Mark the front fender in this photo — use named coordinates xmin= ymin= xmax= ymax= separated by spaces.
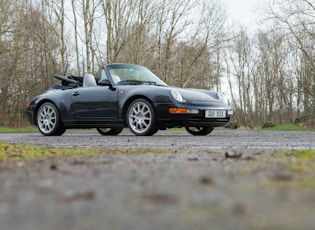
xmin=116 ymin=85 xmax=174 ymax=119
xmin=31 ymin=89 xmax=74 ymax=123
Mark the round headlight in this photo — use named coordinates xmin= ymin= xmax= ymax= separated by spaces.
xmin=171 ymin=90 xmax=184 ymax=102
xmin=217 ymin=92 xmax=224 ymax=101
xmin=217 ymin=92 xmax=229 ymax=104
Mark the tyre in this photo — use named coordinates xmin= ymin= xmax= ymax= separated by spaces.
xmin=97 ymin=127 xmax=123 ymax=135
xmin=36 ymin=102 xmax=66 ymax=136
xmin=185 ymin=127 xmax=214 ymax=136
xmin=127 ymin=98 xmax=158 ymax=136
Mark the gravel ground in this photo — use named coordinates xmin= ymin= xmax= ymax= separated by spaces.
xmin=0 ymin=129 xmax=314 ymax=150
xmin=0 ymin=129 xmax=315 ymax=230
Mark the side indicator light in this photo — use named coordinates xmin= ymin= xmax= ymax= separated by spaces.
xmin=169 ymin=108 xmax=188 ymax=114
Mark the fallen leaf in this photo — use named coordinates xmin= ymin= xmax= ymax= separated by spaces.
xmin=200 ymin=176 xmax=215 ymax=185
xmin=143 ymin=193 xmax=179 ymax=205
xmin=188 ymin=157 xmax=199 ymax=161
xmin=61 ymin=191 xmax=96 ymax=202
xmin=271 ymin=173 xmax=294 ymax=181
xmin=233 ymin=202 xmax=248 ymax=215
xmin=50 ymin=164 xmax=58 ymax=170
xmin=225 ymin=150 xmax=242 ymax=159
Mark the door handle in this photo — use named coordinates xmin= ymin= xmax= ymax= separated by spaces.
xmin=72 ymin=92 xmax=80 ymax=96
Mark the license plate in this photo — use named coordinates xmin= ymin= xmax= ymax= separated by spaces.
xmin=205 ymin=110 xmax=226 ymax=118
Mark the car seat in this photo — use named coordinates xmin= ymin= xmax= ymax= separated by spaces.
xmin=83 ymin=73 xmax=97 ymax=87
xmin=111 ymin=75 xmax=121 ymax=84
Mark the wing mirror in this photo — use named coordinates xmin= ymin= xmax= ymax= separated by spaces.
xmin=98 ymin=79 xmax=112 ymax=87
xmin=98 ymin=79 xmax=116 ymax=90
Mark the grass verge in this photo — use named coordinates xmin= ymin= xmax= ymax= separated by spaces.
xmin=262 ymin=123 xmax=315 ymax=131
xmin=0 ymin=127 xmax=37 ymax=133
xmin=0 ymin=141 xmax=172 ymax=161
xmin=0 ymin=141 xmax=101 ymax=161
xmin=267 ymin=149 xmax=315 ymax=189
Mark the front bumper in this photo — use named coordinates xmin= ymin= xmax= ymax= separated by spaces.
xmin=25 ymin=105 xmax=36 ymax=125
xmin=155 ymin=102 xmax=234 ymax=128
xmin=157 ymin=111 xmax=233 ymax=129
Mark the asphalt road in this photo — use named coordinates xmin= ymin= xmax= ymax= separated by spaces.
xmin=0 ymin=129 xmax=315 ymax=230
xmin=0 ymin=129 xmax=314 ymax=150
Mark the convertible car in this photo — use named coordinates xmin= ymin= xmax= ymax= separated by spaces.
xmin=26 ymin=63 xmax=234 ymax=136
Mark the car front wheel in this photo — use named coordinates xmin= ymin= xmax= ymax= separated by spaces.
xmin=185 ymin=127 xmax=214 ymax=136
xmin=127 ymin=99 xmax=158 ymax=136
xmin=37 ymin=102 xmax=66 ymax=136
xmin=97 ymin=128 xmax=123 ymax=135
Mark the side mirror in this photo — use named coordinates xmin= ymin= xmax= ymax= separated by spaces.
xmin=98 ymin=79 xmax=112 ymax=86
xmin=98 ymin=79 xmax=116 ymax=90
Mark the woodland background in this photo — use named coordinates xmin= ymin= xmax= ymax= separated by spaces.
xmin=0 ymin=0 xmax=314 ymax=128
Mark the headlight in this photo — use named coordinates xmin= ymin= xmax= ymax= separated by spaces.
xmin=217 ymin=92 xmax=225 ymax=101
xmin=217 ymin=92 xmax=230 ymax=104
xmin=171 ymin=90 xmax=184 ymax=102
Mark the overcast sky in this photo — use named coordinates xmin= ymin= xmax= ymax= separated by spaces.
xmin=223 ymin=0 xmax=266 ymax=29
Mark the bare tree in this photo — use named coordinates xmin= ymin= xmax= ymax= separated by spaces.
xmin=101 ymin=0 xmax=136 ymax=64
xmin=71 ymin=0 xmax=82 ymax=75
xmin=266 ymin=0 xmax=315 ymax=118
xmin=82 ymin=0 xmax=98 ymax=73
xmin=41 ymin=0 xmax=70 ymax=74
xmin=151 ymin=0 xmax=197 ymax=83
xmin=173 ymin=0 xmax=228 ymax=88
xmin=0 ymin=0 xmax=18 ymax=123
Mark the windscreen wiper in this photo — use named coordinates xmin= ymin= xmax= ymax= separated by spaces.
xmin=117 ymin=80 xmax=143 ymax=85
xmin=117 ymin=80 xmax=157 ymax=85
xmin=142 ymin=81 xmax=156 ymax=85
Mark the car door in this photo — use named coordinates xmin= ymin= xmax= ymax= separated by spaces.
xmin=71 ymin=86 xmax=118 ymax=121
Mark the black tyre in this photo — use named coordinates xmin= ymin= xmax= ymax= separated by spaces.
xmin=36 ymin=102 xmax=66 ymax=136
xmin=185 ymin=127 xmax=214 ymax=136
xmin=97 ymin=127 xmax=123 ymax=135
xmin=126 ymin=99 xmax=158 ymax=136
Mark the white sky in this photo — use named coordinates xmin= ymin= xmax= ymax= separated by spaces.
xmin=223 ymin=0 xmax=266 ymax=29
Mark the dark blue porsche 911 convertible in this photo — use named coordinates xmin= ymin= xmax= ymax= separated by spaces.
xmin=26 ymin=63 xmax=234 ymax=136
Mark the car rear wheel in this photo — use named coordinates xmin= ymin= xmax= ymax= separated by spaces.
xmin=37 ymin=102 xmax=66 ymax=136
xmin=185 ymin=127 xmax=214 ymax=136
xmin=127 ymin=99 xmax=158 ymax=136
xmin=97 ymin=128 xmax=123 ymax=135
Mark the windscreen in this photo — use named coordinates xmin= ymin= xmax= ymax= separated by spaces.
xmin=106 ymin=64 xmax=167 ymax=86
